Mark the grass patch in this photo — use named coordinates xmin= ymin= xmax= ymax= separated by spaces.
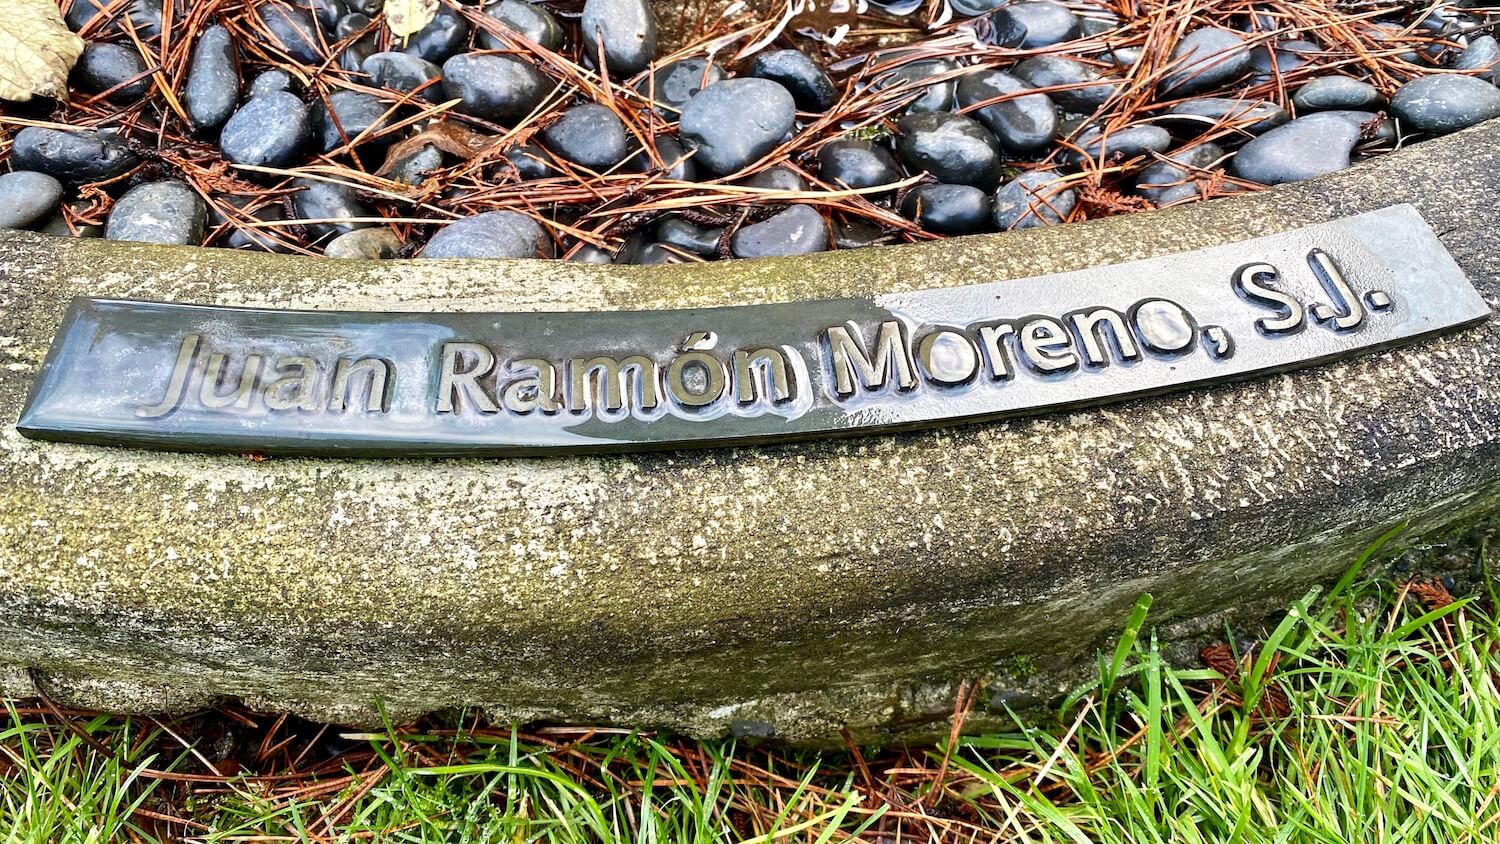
xmin=2 ymin=540 xmax=1497 ymax=842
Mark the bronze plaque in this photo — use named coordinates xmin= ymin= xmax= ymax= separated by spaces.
xmin=16 ymin=204 xmax=1491 ymax=456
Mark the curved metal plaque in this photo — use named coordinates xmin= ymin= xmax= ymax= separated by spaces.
xmin=16 ymin=204 xmax=1490 ymax=456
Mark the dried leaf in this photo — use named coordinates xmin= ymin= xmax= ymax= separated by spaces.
xmin=0 ymin=0 xmax=86 ymax=102
xmin=376 ymin=120 xmax=501 ymax=176
xmin=385 ymin=0 xmax=438 ymax=39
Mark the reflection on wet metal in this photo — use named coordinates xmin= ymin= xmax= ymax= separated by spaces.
xmin=17 ymin=204 xmax=1491 ymax=457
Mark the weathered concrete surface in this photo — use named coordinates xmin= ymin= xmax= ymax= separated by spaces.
xmin=2 ymin=122 xmax=1499 ymax=740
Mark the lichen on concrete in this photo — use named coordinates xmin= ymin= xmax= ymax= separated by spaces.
xmin=2 ymin=122 xmax=1499 ymax=740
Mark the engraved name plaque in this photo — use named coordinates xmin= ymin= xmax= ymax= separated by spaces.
xmin=16 ymin=205 xmax=1492 ymax=457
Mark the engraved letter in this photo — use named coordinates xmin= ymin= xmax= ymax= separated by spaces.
xmin=916 ymin=328 xmax=980 ymax=386
xmin=330 ymin=357 xmax=394 ymax=413
xmin=667 ymin=351 xmax=727 ymax=408
xmin=264 ymin=357 xmax=322 ymax=412
xmin=733 ymin=348 xmax=795 ymax=405
xmin=978 ymin=323 xmax=1016 ymax=381
xmin=568 ymin=355 xmax=660 ymax=413
xmin=1068 ymin=308 xmax=1140 ymax=367
xmin=1306 ymin=249 xmax=1366 ymax=332
xmin=1232 ymin=262 xmax=1305 ymax=335
xmin=136 ymin=334 xmax=200 ymax=418
xmin=436 ymin=342 xmax=499 ymax=414
xmin=1017 ymin=318 xmax=1078 ymax=373
xmin=1131 ymin=299 xmax=1197 ymax=355
xmin=500 ymin=358 xmax=561 ymax=414
xmin=199 ymin=353 xmax=263 ymax=410
xmin=825 ymin=320 xmax=917 ymax=397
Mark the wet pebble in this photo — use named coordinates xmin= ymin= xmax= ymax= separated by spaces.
xmin=1452 ymin=35 xmax=1500 ymax=82
xmin=581 ymin=0 xmax=657 ymax=77
xmin=880 ymin=59 xmax=958 ymax=113
xmin=731 ymin=205 xmax=828 ymax=258
xmin=324 ymin=227 xmax=403 ymax=258
xmin=1161 ymin=27 xmax=1251 ymax=95
xmin=1136 ymin=142 xmax=1223 ymax=204
xmin=1013 ymin=55 xmax=1117 ymax=113
xmin=895 ymin=112 xmax=1004 ymax=190
xmin=738 ymin=165 xmax=806 ymax=191
xmin=638 ymin=59 xmax=724 ymax=115
xmin=749 ymin=49 xmax=838 ymax=112
xmin=71 ymin=42 xmax=149 ymax=101
xmin=482 ymin=0 xmax=564 ymax=50
xmin=656 ymin=217 xmax=723 ymax=258
xmin=568 ymin=244 xmax=615 ymax=263
xmin=0 ymin=171 xmax=64 ymax=230
xmin=220 ymin=92 xmax=311 ymax=167
xmin=336 ymin=13 xmax=378 ymax=71
xmin=992 ymin=170 xmax=1077 ymax=229
xmin=66 ymin=0 xmax=161 ymax=36
xmin=421 ymin=210 xmax=553 ymax=259
xmin=185 ymin=25 xmax=239 ymax=131
xmin=900 ymin=183 xmax=991 ymax=235
xmin=1065 ymin=124 xmax=1171 ymax=166
xmin=1248 ymin=39 xmax=1317 ymax=85
xmin=40 ymin=212 xmax=103 ymax=238
xmin=257 ymin=2 xmax=324 ymax=64
xmin=955 ymin=70 xmax=1057 ymax=153
xmin=1389 ymin=74 xmax=1500 ymax=134
xmin=293 ymin=178 xmax=372 ymax=242
xmin=543 ymin=103 xmax=632 ymax=170
xmin=105 ymin=180 xmax=206 ymax=245
xmin=248 ymin=69 xmax=294 ymax=98
xmin=211 ymin=197 xmax=292 ymax=252
xmin=1164 ymin=97 xmax=1288 ymax=135
xmin=832 ymin=216 xmax=886 ymax=249
xmin=312 ymin=90 xmax=390 ymax=152
xmin=388 ymin=144 xmax=445 ymax=185
xmin=990 ymin=2 xmax=1079 ymax=49
xmin=442 ymin=53 xmax=553 ymax=122
xmin=1292 ymin=76 xmax=1385 ymax=112
xmin=1231 ymin=112 xmax=1362 ymax=184
xmin=505 ymin=145 xmax=559 ymax=180
xmin=628 ymin=136 xmax=696 ymax=180
xmin=364 ymin=52 xmax=444 ymax=102
xmin=680 ymin=79 xmax=796 ymax=175
xmin=404 ymin=6 xmax=470 ymax=64
xmin=11 ymin=127 xmax=139 ymax=184
xmin=816 ymin=139 xmax=901 ymax=190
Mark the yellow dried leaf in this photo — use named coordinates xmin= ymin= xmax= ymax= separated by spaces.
xmin=385 ymin=0 xmax=439 ymax=39
xmin=0 ymin=0 xmax=86 ymax=102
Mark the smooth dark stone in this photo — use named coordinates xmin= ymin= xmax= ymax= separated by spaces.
xmin=336 ymin=11 xmax=372 ymax=38
xmin=220 ymin=93 xmax=311 ymax=167
xmin=308 ymin=0 xmax=347 ymax=32
xmin=248 ymin=69 xmax=294 ymax=98
xmin=404 ymin=6 xmax=470 ymax=64
xmin=11 ymin=127 xmax=139 ymax=184
xmin=65 ymin=0 xmax=160 ymax=37
xmin=989 ymin=2 xmax=1079 ymax=49
xmin=185 ymin=25 xmax=239 ymax=131
xmin=312 ymin=90 xmax=390 ymax=152
xmin=736 ymin=165 xmax=806 ymax=192
xmin=749 ymin=49 xmax=838 ymax=112
xmin=347 ymin=0 xmax=384 ymax=14
xmin=1136 ymin=142 xmax=1224 ymax=204
xmin=40 ymin=212 xmax=103 ymax=238
xmin=105 ymin=180 xmax=206 ymax=245
xmin=1108 ymin=45 xmax=1143 ymax=68
xmin=955 ymin=69 xmax=1057 ymax=153
xmin=832 ymin=216 xmax=887 ymax=249
xmin=292 ymin=178 xmax=371 ymax=242
xmin=581 ymin=0 xmax=657 ymax=77
xmin=505 ymin=144 xmax=559 ymax=179
xmin=900 ymin=183 xmax=991 ymax=235
xmin=1064 ymin=124 xmax=1171 ymax=167
xmin=628 ymin=136 xmax=696 ymax=180
xmin=1248 ymin=38 xmax=1317 ymax=84
xmin=680 ymin=79 xmax=796 ymax=175
xmin=257 ymin=2 xmax=324 ymax=64
xmin=1078 ymin=16 xmax=1118 ymax=36
xmin=324 ymin=227 xmax=402 ymax=258
xmin=1292 ymin=76 xmax=1385 ymax=113
xmin=1231 ymin=112 xmax=1362 ymax=185
xmin=481 ymin=0 xmax=563 ymax=50
xmin=442 ymin=53 xmax=552 ymax=122
xmin=1452 ymin=35 xmax=1500 ymax=82
xmin=656 ymin=217 xmax=723 ymax=257
xmin=1013 ymin=55 xmax=1117 ymax=114
xmin=730 ymin=205 xmax=828 ymax=258
xmin=542 ymin=103 xmax=632 ymax=170
xmin=421 ymin=210 xmax=553 ymax=259
xmin=209 ymin=196 xmax=292 ymax=252
xmin=567 ymin=244 xmax=615 ymax=263
xmin=363 ymin=52 xmax=444 ymax=102
xmin=388 ymin=143 xmax=444 ymax=185
xmin=1389 ymin=74 xmax=1500 ymax=134
xmin=1366 ymin=23 xmax=1423 ymax=66
xmin=896 ymin=112 xmax=1003 ymax=190
xmin=992 ymin=170 xmax=1077 ymax=229
xmin=71 ymin=42 xmax=149 ymax=101
xmin=879 ymin=59 xmax=958 ymax=113
xmin=637 ymin=59 xmax=724 ymax=115
xmin=0 ymin=172 xmax=64 ymax=230
xmin=630 ymin=242 xmax=683 ymax=264
xmin=335 ymin=13 xmax=378 ymax=72
xmin=816 ymin=139 xmax=901 ymax=190
xmin=1165 ymin=97 xmax=1288 ymax=135
xmin=1161 ymin=27 xmax=1251 ymax=95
